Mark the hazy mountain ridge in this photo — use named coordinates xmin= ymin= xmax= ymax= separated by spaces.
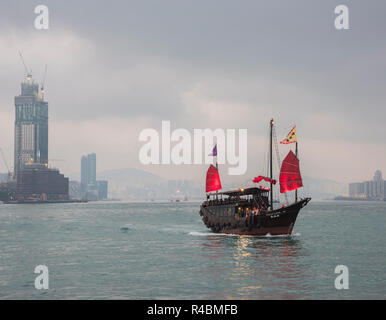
xmin=97 ymin=168 xmax=165 ymax=186
xmin=89 ymin=168 xmax=348 ymax=200
xmin=302 ymin=176 xmax=347 ymax=200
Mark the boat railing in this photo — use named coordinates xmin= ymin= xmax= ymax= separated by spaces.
xmin=204 ymin=197 xmax=255 ymax=207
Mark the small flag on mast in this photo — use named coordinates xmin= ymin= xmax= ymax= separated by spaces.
xmin=280 ymin=126 xmax=297 ymax=144
xmin=209 ymin=144 xmax=217 ymax=156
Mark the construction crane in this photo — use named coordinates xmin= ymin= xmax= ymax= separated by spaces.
xmin=18 ymin=50 xmax=32 ymax=81
xmin=0 ymin=148 xmax=11 ymax=182
xmin=40 ymin=64 xmax=47 ymax=100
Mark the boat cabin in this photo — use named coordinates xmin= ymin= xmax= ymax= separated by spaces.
xmin=204 ymin=187 xmax=270 ymax=216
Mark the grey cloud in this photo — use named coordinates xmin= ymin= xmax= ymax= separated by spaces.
xmin=0 ymin=0 xmax=385 ymax=182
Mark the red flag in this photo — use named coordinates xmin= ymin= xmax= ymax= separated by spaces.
xmin=253 ymin=175 xmax=276 ymax=185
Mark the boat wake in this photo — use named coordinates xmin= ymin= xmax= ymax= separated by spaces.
xmin=189 ymin=231 xmax=301 ymax=238
xmin=264 ymin=232 xmax=301 ymax=238
xmin=189 ymin=231 xmax=237 ymax=237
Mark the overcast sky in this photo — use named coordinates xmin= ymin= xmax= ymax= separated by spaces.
xmin=0 ymin=0 xmax=385 ymax=184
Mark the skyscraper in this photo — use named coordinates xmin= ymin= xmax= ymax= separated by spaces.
xmin=14 ymin=75 xmax=48 ymax=174
xmin=81 ymin=153 xmax=96 ymax=187
xmin=80 ymin=153 xmax=105 ymax=200
xmin=10 ymin=70 xmax=69 ymax=202
xmin=81 ymin=155 xmax=88 ymax=186
xmin=87 ymin=153 xmax=96 ymax=185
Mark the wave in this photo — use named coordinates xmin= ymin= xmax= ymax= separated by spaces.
xmin=120 ymin=224 xmax=133 ymax=233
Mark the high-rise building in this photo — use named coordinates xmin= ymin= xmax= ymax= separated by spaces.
xmin=8 ymin=69 xmax=70 ymax=202
xmin=348 ymin=182 xmax=364 ymax=197
xmin=374 ymin=170 xmax=382 ymax=182
xmin=14 ymin=76 xmax=48 ymax=174
xmin=81 ymin=153 xmax=96 ymax=187
xmin=80 ymin=153 xmax=107 ymax=200
xmin=81 ymin=155 xmax=88 ymax=187
xmin=87 ymin=153 xmax=96 ymax=185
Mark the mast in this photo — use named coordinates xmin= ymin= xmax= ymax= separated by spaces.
xmin=215 ymin=154 xmax=218 ymax=199
xmin=295 ymin=141 xmax=298 ymax=203
xmin=270 ymin=119 xmax=274 ymax=210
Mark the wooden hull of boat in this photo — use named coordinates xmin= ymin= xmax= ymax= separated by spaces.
xmin=199 ymin=198 xmax=311 ymax=236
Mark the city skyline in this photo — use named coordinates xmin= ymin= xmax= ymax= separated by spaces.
xmin=0 ymin=1 xmax=385 ymax=184
xmin=348 ymin=169 xmax=386 ymax=200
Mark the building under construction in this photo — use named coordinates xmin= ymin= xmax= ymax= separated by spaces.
xmin=0 ymin=57 xmax=70 ymax=203
xmin=14 ymin=67 xmax=48 ymax=174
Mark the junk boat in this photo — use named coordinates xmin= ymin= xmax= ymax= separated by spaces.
xmin=199 ymin=119 xmax=311 ymax=236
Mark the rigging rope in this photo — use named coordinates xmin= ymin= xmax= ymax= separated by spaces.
xmin=272 ymin=125 xmax=288 ymax=204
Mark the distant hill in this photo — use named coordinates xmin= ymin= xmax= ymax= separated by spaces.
xmin=96 ymin=168 xmax=166 ymax=199
xmin=97 ymin=168 xmax=165 ymax=186
xmin=302 ymin=176 xmax=347 ymax=200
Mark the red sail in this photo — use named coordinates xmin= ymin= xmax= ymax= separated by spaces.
xmin=206 ymin=165 xmax=222 ymax=193
xmin=279 ymin=151 xmax=303 ymax=193
xmin=253 ymin=175 xmax=277 ymax=185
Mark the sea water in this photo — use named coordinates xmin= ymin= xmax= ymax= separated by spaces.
xmin=0 ymin=200 xmax=384 ymax=299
